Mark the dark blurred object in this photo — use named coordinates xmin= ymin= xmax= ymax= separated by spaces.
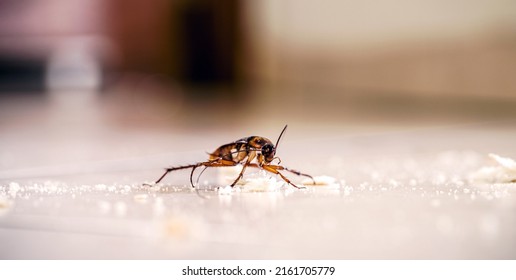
xmin=108 ymin=0 xmax=243 ymax=91
xmin=0 ymin=0 xmax=244 ymax=99
xmin=180 ymin=0 xmax=241 ymax=85
xmin=0 ymin=1 xmax=45 ymax=93
xmin=0 ymin=55 xmax=46 ymax=93
xmin=0 ymin=0 xmax=108 ymax=94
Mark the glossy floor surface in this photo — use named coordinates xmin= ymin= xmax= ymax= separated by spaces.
xmin=1 ymin=91 xmax=515 ymax=259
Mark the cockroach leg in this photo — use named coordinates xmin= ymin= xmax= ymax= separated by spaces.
xmin=283 ymin=167 xmax=316 ymax=184
xmin=261 ymin=165 xmax=306 ymax=189
xmin=229 ymin=153 xmax=256 ymax=187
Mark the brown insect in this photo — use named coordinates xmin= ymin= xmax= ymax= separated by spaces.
xmin=148 ymin=125 xmax=315 ymax=189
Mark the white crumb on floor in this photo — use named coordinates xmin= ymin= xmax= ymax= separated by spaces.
xmin=489 ymin=153 xmax=516 ymax=170
xmin=217 ymin=166 xmax=245 ymax=186
xmin=240 ymin=176 xmax=285 ymax=192
xmin=302 ymin=175 xmax=340 ymax=188
xmin=217 ymin=166 xmax=286 ymax=193
xmin=217 ymin=167 xmax=340 ymax=192
xmin=8 ymin=182 xmax=20 ymax=197
xmin=469 ymin=153 xmax=516 ymax=184
xmin=218 ymin=185 xmax=234 ymax=195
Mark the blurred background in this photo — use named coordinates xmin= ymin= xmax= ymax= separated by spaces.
xmin=1 ymin=0 xmax=516 ymax=171
xmin=1 ymin=0 xmax=515 ymax=162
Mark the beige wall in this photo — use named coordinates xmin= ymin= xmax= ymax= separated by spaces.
xmin=244 ymin=0 xmax=516 ymax=100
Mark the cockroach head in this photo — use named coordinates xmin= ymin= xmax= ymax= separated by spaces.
xmin=263 ymin=125 xmax=288 ymax=163
xmin=261 ymin=143 xmax=275 ymax=162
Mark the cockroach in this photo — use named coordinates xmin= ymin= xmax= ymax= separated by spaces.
xmin=147 ymin=125 xmax=315 ymax=189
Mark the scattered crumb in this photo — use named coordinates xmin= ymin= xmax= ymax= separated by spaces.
xmin=217 ymin=167 xmax=285 ymax=193
xmin=8 ymin=182 xmax=20 ymax=197
xmin=95 ymin=184 xmax=107 ymax=191
xmin=147 ymin=183 xmax=163 ymax=193
xmin=218 ymin=165 xmax=341 ymax=192
xmin=302 ymin=175 xmax=340 ymax=188
xmin=342 ymin=185 xmax=353 ymax=196
xmin=489 ymin=153 xmax=516 ymax=170
xmin=470 ymin=153 xmax=516 ymax=184
xmin=240 ymin=176 xmax=284 ymax=192
xmin=217 ymin=166 xmax=245 ymax=186
xmin=218 ymin=185 xmax=234 ymax=195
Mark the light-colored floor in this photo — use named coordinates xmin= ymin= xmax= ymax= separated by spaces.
xmin=1 ymin=89 xmax=515 ymax=259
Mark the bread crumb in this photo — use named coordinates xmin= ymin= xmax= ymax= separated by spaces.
xmin=302 ymin=175 xmax=340 ymax=187
xmin=489 ymin=153 xmax=516 ymax=170
xmin=240 ymin=176 xmax=284 ymax=192
xmin=218 ymin=167 xmax=286 ymax=193
xmin=470 ymin=153 xmax=516 ymax=184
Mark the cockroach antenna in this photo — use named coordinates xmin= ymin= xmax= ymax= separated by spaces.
xmin=274 ymin=124 xmax=288 ymax=152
